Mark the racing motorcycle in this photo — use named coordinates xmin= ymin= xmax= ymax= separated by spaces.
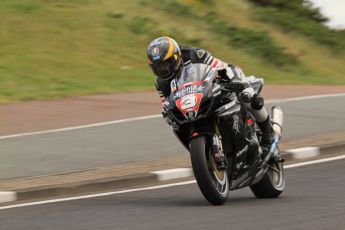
xmin=163 ymin=63 xmax=285 ymax=205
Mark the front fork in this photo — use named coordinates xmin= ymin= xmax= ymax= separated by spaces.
xmin=189 ymin=120 xmax=227 ymax=170
xmin=199 ymin=121 xmax=227 ymax=169
xmin=211 ymin=131 xmax=227 ymax=169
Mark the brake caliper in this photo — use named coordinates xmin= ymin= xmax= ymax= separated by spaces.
xmin=211 ymin=135 xmax=227 ymax=170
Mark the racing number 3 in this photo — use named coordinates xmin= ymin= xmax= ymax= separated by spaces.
xmin=180 ymin=94 xmax=197 ymax=110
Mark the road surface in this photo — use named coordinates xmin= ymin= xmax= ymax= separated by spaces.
xmin=0 ymin=154 xmax=344 ymax=230
xmin=0 ymin=95 xmax=344 ymax=179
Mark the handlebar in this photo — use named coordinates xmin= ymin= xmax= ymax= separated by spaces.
xmin=218 ymin=80 xmax=248 ymax=93
xmin=217 ymin=80 xmax=255 ymax=103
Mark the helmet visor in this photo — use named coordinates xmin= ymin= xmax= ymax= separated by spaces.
xmin=150 ymin=57 xmax=176 ymax=80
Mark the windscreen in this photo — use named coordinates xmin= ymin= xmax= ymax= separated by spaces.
xmin=168 ymin=64 xmax=217 ymax=120
xmin=176 ymin=64 xmax=216 ymax=87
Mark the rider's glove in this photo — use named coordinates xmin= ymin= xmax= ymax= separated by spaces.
xmin=240 ymin=87 xmax=256 ymax=103
xmin=162 ymin=109 xmax=172 ymax=126
xmin=251 ymin=94 xmax=264 ymax=110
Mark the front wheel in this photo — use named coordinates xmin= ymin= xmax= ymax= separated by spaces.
xmin=190 ymin=135 xmax=229 ymax=205
xmin=250 ymin=158 xmax=285 ymax=198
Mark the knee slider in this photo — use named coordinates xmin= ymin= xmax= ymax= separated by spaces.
xmin=251 ymin=95 xmax=264 ymax=110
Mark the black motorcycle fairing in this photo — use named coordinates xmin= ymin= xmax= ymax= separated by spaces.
xmin=173 ymin=129 xmax=189 ymax=150
xmin=164 ymin=63 xmax=267 ymax=192
xmin=214 ymin=97 xmax=241 ymax=117
xmin=215 ymin=102 xmax=262 ymax=190
xmin=164 ymin=64 xmax=218 ymax=126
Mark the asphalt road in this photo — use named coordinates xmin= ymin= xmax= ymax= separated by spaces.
xmin=1 ymin=155 xmax=345 ymax=230
xmin=0 ymin=95 xmax=345 ymax=179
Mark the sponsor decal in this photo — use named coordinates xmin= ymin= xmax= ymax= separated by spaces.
xmin=196 ymin=49 xmax=206 ymax=59
xmin=150 ymin=38 xmax=163 ymax=46
xmin=211 ymin=59 xmax=219 ymax=68
xmin=175 ymin=93 xmax=203 ymax=119
xmin=211 ymin=58 xmax=227 ymax=69
xmin=174 ymin=84 xmax=204 ymax=99
xmin=152 ymin=47 xmax=159 ymax=56
xmin=218 ymin=62 xmax=227 ymax=69
xmin=173 ymin=81 xmax=207 ymax=119
xmin=180 ymin=94 xmax=197 ymax=110
xmin=247 ymin=119 xmax=253 ymax=126
xmin=170 ymin=79 xmax=177 ymax=92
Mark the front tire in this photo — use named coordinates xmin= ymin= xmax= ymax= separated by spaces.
xmin=250 ymin=159 xmax=285 ymax=198
xmin=190 ymin=135 xmax=229 ymax=205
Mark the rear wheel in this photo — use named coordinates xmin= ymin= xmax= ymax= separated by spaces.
xmin=250 ymin=158 xmax=285 ymax=198
xmin=190 ymin=135 xmax=229 ymax=205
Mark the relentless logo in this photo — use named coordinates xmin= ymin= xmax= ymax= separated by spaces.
xmin=196 ymin=49 xmax=206 ymax=59
xmin=174 ymin=85 xmax=204 ymax=99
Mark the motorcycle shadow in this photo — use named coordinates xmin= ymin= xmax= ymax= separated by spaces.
xmin=117 ymin=194 xmax=260 ymax=208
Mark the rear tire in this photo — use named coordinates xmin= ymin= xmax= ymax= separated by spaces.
xmin=250 ymin=159 xmax=285 ymax=198
xmin=190 ymin=135 xmax=229 ymax=205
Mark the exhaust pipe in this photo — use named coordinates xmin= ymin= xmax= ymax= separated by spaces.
xmin=271 ymin=106 xmax=283 ymax=137
xmin=260 ymin=106 xmax=284 ymax=167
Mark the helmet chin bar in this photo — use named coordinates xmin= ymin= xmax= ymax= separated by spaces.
xmin=161 ymin=73 xmax=175 ymax=82
xmin=158 ymin=59 xmax=184 ymax=82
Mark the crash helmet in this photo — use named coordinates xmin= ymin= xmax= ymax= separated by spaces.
xmin=147 ymin=36 xmax=183 ymax=81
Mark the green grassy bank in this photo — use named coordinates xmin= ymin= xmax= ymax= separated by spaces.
xmin=0 ymin=0 xmax=344 ymax=103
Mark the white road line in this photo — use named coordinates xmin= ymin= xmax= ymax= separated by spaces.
xmin=285 ymin=154 xmax=345 ymax=168
xmin=0 ymin=93 xmax=344 ymax=140
xmin=0 ymin=114 xmax=161 ymax=140
xmin=1 ymin=154 xmax=344 ymax=210
xmin=266 ymin=93 xmax=345 ymax=104
xmin=0 ymin=181 xmax=197 ymax=210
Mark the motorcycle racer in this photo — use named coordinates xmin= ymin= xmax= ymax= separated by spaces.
xmin=147 ymin=36 xmax=275 ymax=152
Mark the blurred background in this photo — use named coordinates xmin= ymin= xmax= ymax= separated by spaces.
xmin=1 ymin=1 xmax=345 ymax=228
xmin=0 ymin=0 xmax=344 ymax=104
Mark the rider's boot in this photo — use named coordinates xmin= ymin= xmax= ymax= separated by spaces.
xmin=243 ymin=92 xmax=276 ymax=158
xmin=257 ymin=116 xmax=275 ymax=155
xmin=246 ymin=94 xmax=274 ymax=156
